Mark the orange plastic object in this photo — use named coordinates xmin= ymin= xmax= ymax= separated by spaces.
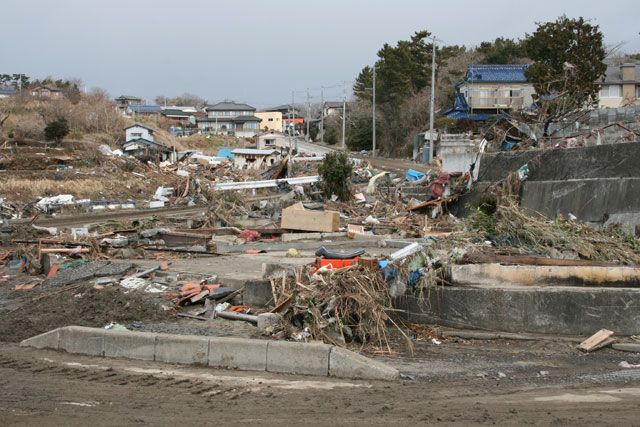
xmin=46 ymin=264 xmax=60 ymax=278
xmin=315 ymin=256 xmax=359 ymax=270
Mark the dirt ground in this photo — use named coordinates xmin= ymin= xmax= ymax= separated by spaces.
xmin=2 ymin=264 xmax=640 ymax=425
xmin=1 ymin=339 xmax=640 ymax=426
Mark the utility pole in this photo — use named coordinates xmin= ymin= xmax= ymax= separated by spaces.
xmin=320 ymin=87 xmax=324 ymax=144
xmin=372 ymin=66 xmax=376 ymax=158
xmin=291 ymin=91 xmax=295 ymax=137
xmin=423 ymin=36 xmax=437 ymax=164
xmin=341 ymin=82 xmax=346 ymax=150
xmin=306 ymin=88 xmax=310 ymax=142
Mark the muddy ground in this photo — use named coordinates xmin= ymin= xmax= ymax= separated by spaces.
xmin=1 ymin=339 xmax=640 ymax=426
xmin=2 ymin=270 xmax=640 ymax=425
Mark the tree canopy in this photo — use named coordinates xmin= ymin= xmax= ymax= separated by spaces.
xmin=524 ymin=15 xmax=607 ymax=116
xmin=477 ymin=38 xmax=526 ymax=64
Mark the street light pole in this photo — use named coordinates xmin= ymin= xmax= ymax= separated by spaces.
xmin=320 ymin=87 xmax=324 ymax=144
xmin=372 ymin=66 xmax=376 ymax=158
xmin=341 ymin=82 xmax=346 ymax=150
xmin=423 ymin=36 xmax=437 ymax=164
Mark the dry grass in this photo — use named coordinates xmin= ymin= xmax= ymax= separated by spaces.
xmin=0 ymin=176 xmax=150 ymax=200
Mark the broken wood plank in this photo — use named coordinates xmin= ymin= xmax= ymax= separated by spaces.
xmin=177 ymin=313 xmax=209 ymax=321
xmin=270 ymin=295 xmax=292 ymax=314
xmin=214 ymin=288 xmax=243 ymax=305
xmin=281 ymin=202 xmax=340 ymax=232
xmin=32 ymin=284 xmax=82 ymax=301
xmin=407 ymin=194 xmax=459 ymax=211
xmin=39 ymin=248 xmax=90 ymax=254
xmin=578 ymin=329 xmax=615 ymax=352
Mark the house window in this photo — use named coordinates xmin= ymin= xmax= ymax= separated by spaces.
xmin=131 ymin=132 xmax=142 ymax=138
xmin=247 ymin=123 xmax=258 ymax=129
xmin=600 ymin=84 xmax=621 ymax=98
xmin=32 ymin=91 xmax=38 ymax=96
xmin=637 ymin=85 xmax=640 ymax=98
xmin=268 ymin=118 xmax=274 ymax=122
xmin=242 ymin=111 xmax=251 ymax=116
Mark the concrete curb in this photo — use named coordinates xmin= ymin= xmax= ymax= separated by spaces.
xmin=20 ymin=326 xmax=399 ymax=381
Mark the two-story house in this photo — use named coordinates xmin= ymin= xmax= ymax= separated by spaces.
xmin=31 ymin=85 xmax=62 ymax=99
xmin=115 ymin=95 xmax=144 ymax=110
xmin=121 ymin=123 xmax=171 ymax=160
xmin=196 ymin=101 xmax=262 ymax=137
xmin=445 ymin=64 xmax=535 ymax=120
xmin=598 ymin=58 xmax=640 ymax=108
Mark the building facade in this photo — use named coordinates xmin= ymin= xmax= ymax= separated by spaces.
xmin=255 ymin=111 xmax=283 ymax=132
xmin=598 ymin=59 xmax=640 ymax=108
xmin=197 ymin=101 xmax=261 ymax=137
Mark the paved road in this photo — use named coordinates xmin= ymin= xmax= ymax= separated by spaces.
xmin=297 ymin=139 xmax=437 ymax=175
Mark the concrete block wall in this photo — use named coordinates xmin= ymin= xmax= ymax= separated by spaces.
xmin=20 ymin=326 xmax=399 ymax=381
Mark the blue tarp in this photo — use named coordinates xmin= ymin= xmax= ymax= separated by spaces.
xmin=217 ymin=147 xmax=234 ymax=158
xmin=406 ymin=169 xmax=425 ymax=181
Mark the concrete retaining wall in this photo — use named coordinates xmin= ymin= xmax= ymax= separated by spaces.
xmin=397 ymin=286 xmax=640 ymax=335
xmin=451 ymin=264 xmax=640 ymax=288
xmin=469 ymin=142 xmax=640 ymax=231
xmin=20 ymin=326 xmax=399 ymax=381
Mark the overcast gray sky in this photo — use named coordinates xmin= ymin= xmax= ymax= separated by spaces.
xmin=2 ymin=0 xmax=638 ymax=108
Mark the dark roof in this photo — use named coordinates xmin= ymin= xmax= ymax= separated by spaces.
xmin=115 ymin=95 xmax=142 ymax=101
xmin=33 ymin=85 xmax=62 ymax=92
xmin=121 ymin=138 xmax=170 ymax=152
xmin=231 ymin=115 xmax=262 ymax=122
xmin=196 ymin=117 xmax=234 ymax=123
xmin=129 ymin=105 xmax=162 ymax=112
xmin=324 ymin=101 xmax=343 ymax=108
xmin=161 ymin=109 xmax=191 ymax=117
xmin=123 ymin=123 xmax=155 ymax=133
xmin=461 ymin=64 xmax=529 ymax=84
xmin=600 ymin=61 xmax=640 ymax=84
xmin=205 ymin=101 xmax=255 ymax=111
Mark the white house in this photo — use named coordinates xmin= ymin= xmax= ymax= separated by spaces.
xmin=231 ymin=148 xmax=281 ymax=170
xmin=124 ymin=124 xmax=154 ymax=142
xmin=256 ymin=130 xmax=289 ymax=150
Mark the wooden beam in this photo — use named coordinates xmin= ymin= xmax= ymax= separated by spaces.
xmin=407 ymin=194 xmax=459 ymax=211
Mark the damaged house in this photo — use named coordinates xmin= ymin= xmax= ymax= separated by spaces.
xmin=231 ymin=148 xmax=281 ymax=170
xmin=445 ymin=64 xmax=535 ymax=120
xmin=121 ymin=123 xmax=171 ymax=161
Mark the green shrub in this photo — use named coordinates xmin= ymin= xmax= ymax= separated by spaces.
xmin=318 ymin=151 xmax=353 ymax=201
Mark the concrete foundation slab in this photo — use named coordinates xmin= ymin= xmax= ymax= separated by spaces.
xmin=104 ymin=330 xmax=156 ymax=360
xmin=208 ymin=337 xmax=268 ymax=371
xmin=267 ymin=341 xmax=330 ymax=376
xmin=329 ymin=347 xmax=399 ymax=380
xmin=155 ymin=334 xmax=209 ymax=365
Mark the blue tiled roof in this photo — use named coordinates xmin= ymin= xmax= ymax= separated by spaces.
xmin=464 ymin=64 xmax=529 ymax=83
xmin=0 ymin=89 xmax=17 ymax=94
